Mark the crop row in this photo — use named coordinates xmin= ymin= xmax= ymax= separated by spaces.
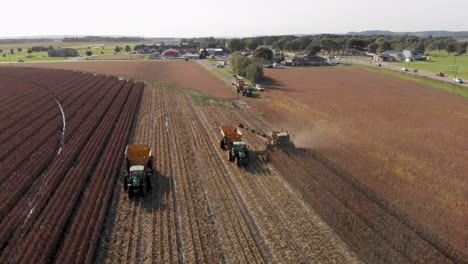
xmin=0 ymin=67 xmax=143 ymax=263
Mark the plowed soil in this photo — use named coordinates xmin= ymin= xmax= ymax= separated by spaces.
xmin=12 ymin=61 xmax=236 ymax=99
xmin=251 ymin=67 xmax=468 ymax=255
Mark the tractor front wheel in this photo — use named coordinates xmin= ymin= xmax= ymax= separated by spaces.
xmin=123 ymin=176 xmax=128 ymax=191
xmin=235 ymin=157 xmax=240 ymax=166
xmin=128 ymin=186 xmax=134 ymax=198
xmin=220 ymin=139 xmax=225 ymax=149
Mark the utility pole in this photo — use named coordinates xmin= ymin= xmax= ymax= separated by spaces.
xmin=452 ymin=55 xmax=458 ymax=94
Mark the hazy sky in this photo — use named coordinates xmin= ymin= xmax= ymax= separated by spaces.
xmin=1 ymin=0 xmax=467 ymax=38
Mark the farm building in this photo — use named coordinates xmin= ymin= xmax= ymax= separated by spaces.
xmin=163 ymin=49 xmax=178 ymax=57
xmin=403 ymin=50 xmax=425 ymax=61
xmin=373 ymin=54 xmax=396 ymax=62
xmin=282 ymin=55 xmax=326 ymax=66
xmin=199 ymin=48 xmax=224 ymax=56
xmin=48 ymin=48 xmax=78 ymax=57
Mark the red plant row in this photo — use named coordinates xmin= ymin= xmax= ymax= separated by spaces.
xmin=0 ymin=67 xmax=143 ymax=263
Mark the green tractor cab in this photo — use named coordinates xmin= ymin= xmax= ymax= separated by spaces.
xmin=227 ymin=141 xmax=249 ymax=166
xmin=124 ymin=165 xmax=151 ymax=198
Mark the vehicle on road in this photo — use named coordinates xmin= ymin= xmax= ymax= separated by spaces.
xmin=124 ymin=145 xmax=153 ymax=198
xmin=263 ymin=64 xmax=273 ymax=68
xmin=401 ymin=67 xmax=408 ymax=71
xmin=255 ymin=84 xmax=265 ymax=92
xmin=17 ymin=60 xmax=24 ymax=63
xmin=454 ymin=78 xmax=463 ymax=83
xmin=376 ymin=63 xmax=382 ymax=67
xmin=436 ymin=72 xmax=445 ymax=77
xmin=216 ymin=64 xmax=224 ymax=68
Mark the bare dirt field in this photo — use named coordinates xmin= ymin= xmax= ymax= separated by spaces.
xmin=11 ymin=61 xmax=236 ymax=99
xmin=250 ymin=67 xmax=468 ymax=255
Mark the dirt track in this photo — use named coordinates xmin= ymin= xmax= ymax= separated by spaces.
xmin=98 ymin=87 xmax=360 ymax=263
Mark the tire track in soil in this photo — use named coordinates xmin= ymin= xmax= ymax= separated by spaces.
xmin=103 ymin=88 xmax=224 ymax=263
xmin=201 ymin=106 xmax=361 ymax=263
xmin=175 ymin=95 xmax=266 ymax=263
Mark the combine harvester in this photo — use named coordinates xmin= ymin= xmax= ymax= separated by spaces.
xmin=123 ymin=144 xmax=153 ymax=198
xmin=219 ymin=126 xmax=250 ymax=166
xmin=238 ymin=124 xmax=294 ymax=161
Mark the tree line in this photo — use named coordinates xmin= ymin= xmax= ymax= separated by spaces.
xmin=184 ymin=35 xmax=467 ymax=55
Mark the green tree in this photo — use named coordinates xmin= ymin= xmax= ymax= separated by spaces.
xmin=86 ymin=51 xmax=93 ymax=56
xmin=10 ymin=49 xmax=14 ymax=54
xmin=125 ymin=45 xmax=131 ymax=53
xmin=27 ymin=49 xmax=32 ymax=54
xmin=456 ymin=42 xmax=467 ymax=55
xmin=446 ymin=42 xmax=457 ymax=54
xmin=377 ymin=41 xmax=392 ymax=53
xmin=231 ymin=52 xmax=250 ymax=76
xmin=252 ymin=47 xmax=273 ymax=62
xmin=227 ymin=38 xmax=245 ymax=52
xmin=246 ymin=61 xmax=263 ymax=84
xmin=17 ymin=48 xmax=22 ymax=53
xmin=306 ymin=44 xmax=321 ymax=56
xmin=346 ymin=38 xmax=366 ymax=50
xmin=246 ymin=38 xmax=259 ymax=51
xmin=114 ymin=46 xmax=121 ymax=53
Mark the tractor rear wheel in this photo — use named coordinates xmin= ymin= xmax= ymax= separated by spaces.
xmin=220 ymin=139 xmax=225 ymax=149
xmin=123 ymin=176 xmax=128 ymax=191
xmin=141 ymin=184 xmax=147 ymax=197
xmin=235 ymin=157 xmax=240 ymax=166
xmin=146 ymin=173 xmax=152 ymax=191
xmin=128 ymin=186 xmax=134 ymax=198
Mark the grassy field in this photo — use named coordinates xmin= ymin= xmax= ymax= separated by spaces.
xmin=353 ymin=63 xmax=468 ymax=98
xmin=0 ymin=42 xmax=139 ymax=62
xmin=395 ymin=50 xmax=468 ymax=80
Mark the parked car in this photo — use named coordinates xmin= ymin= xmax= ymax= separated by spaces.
xmin=376 ymin=63 xmax=382 ymax=67
xmin=401 ymin=67 xmax=408 ymax=71
xmin=454 ymin=78 xmax=463 ymax=83
xmin=273 ymin=62 xmax=280 ymax=67
xmin=216 ymin=64 xmax=224 ymax=68
xmin=436 ymin=72 xmax=445 ymax=77
xmin=263 ymin=64 xmax=273 ymax=68
xmin=17 ymin=59 xmax=24 ymax=62
xmin=255 ymin=84 xmax=265 ymax=92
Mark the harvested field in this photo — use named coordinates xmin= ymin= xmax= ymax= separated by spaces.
xmin=6 ymin=61 xmax=466 ymax=263
xmin=250 ymin=67 xmax=468 ymax=256
xmin=0 ymin=67 xmax=142 ymax=263
xmin=12 ymin=60 xmax=236 ymax=100
xmin=98 ymin=87 xmax=361 ymax=263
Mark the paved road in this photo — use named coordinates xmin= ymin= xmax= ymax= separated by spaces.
xmin=349 ymin=58 xmax=468 ymax=87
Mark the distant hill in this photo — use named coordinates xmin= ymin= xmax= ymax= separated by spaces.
xmin=347 ymin=30 xmax=468 ymax=37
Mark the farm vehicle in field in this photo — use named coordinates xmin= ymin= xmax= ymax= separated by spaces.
xmin=238 ymin=124 xmax=294 ymax=161
xmin=219 ymin=126 xmax=249 ymax=166
xmin=232 ymin=75 xmax=253 ymax=97
xmin=123 ymin=144 xmax=153 ymax=198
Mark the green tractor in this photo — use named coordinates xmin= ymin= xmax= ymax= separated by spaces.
xmin=123 ymin=145 xmax=153 ymax=198
xmin=227 ymin=141 xmax=249 ymax=166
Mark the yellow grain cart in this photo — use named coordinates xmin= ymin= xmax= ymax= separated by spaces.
xmin=219 ymin=126 xmax=243 ymax=150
